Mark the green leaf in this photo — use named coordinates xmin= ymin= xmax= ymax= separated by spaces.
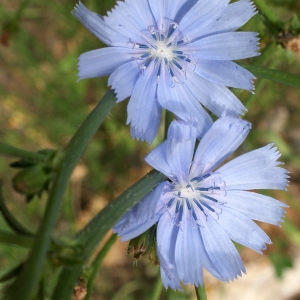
xmin=239 ymin=63 xmax=300 ymax=88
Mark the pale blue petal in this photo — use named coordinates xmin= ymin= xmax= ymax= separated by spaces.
xmin=185 ymin=68 xmax=246 ymax=117
xmin=175 ymin=209 xmax=204 ymax=285
xmin=104 ymin=1 xmax=148 ymax=41
xmin=113 ymin=182 xmax=165 ymax=241
xmin=218 ymin=207 xmax=271 ymax=254
xmin=174 ymin=0 xmax=198 ymax=23
xmin=157 ymin=212 xmax=182 ymax=290
xmin=148 ymin=0 xmax=185 ymax=28
xmin=165 ymin=121 xmax=197 ymax=184
xmin=130 ymin=109 xmax=161 ymax=143
xmin=145 ymin=141 xmax=174 ymax=180
xmin=127 ymin=64 xmax=162 ymax=143
xmin=108 ymin=60 xmax=140 ymax=102
xmin=126 ymin=0 xmax=156 ymax=30
xmin=78 ymin=47 xmax=133 ymax=80
xmin=190 ymin=116 xmax=251 ymax=177
xmin=72 ymin=2 xmax=128 ymax=46
xmin=203 ymin=0 xmax=256 ymax=36
xmin=200 ymin=217 xmax=246 ymax=281
xmin=179 ymin=0 xmax=230 ymax=38
xmin=218 ymin=144 xmax=289 ymax=190
xmin=157 ymin=63 xmax=213 ymax=138
xmin=195 ymin=60 xmax=255 ymax=91
xmin=145 ymin=120 xmax=197 ymax=183
xmin=175 ymin=209 xmax=223 ymax=285
xmin=184 ymin=0 xmax=256 ymax=40
xmin=187 ymin=32 xmax=259 ymax=60
xmin=215 ymin=191 xmax=288 ymax=226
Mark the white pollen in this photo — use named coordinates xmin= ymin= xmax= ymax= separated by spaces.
xmin=153 ymin=42 xmax=174 ymax=61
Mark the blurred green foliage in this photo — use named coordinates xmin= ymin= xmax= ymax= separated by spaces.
xmin=0 ymin=0 xmax=300 ymax=299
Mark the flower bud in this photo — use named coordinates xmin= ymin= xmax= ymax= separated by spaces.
xmin=12 ymin=164 xmax=50 ymax=196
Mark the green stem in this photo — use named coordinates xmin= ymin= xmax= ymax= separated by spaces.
xmin=195 ymin=285 xmax=207 ymax=300
xmin=150 ymin=275 xmax=163 ymax=300
xmin=0 ymin=184 xmax=34 ymax=236
xmin=15 ymin=0 xmax=31 ymax=20
xmin=84 ymin=234 xmax=117 ymax=300
xmin=52 ymin=169 xmax=166 ymax=300
xmin=253 ymin=0 xmax=280 ymax=25
xmin=4 ymin=90 xmax=116 ymax=300
xmin=0 ymin=230 xmax=33 ymax=248
xmin=0 ymin=142 xmax=45 ymax=162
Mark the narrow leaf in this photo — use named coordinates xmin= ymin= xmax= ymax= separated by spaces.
xmin=240 ymin=63 xmax=300 ymax=88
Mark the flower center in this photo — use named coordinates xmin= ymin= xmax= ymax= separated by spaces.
xmin=132 ymin=21 xmax=196 ymax=85
xmin=165 ymin=173 xmax=226 ymax=227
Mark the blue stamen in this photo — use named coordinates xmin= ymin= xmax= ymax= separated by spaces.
xmin=201 ymin=194 xmax=218 ymax=203
xmin=200 ymin=200 xmax=215 ymax=212
xmin=196 ymin=187 xmax=209 ymax=191
xmin=164 ymin=57 xmax=168 ymax=65
xmin=168 ymin=24 xmax=177 ymax=37
xmin=186 ymin=199 xmax=192 ymax=210
xmin=167 ymin=198 xmax=175 ymax=208
xmin=193 ymin=199 xmax=204 ymax=212
xmin=170 ymin=68 xmax=175 ymax=78
xmin=172 ymin=50 xmax=183 ymax=55
xmin=172 ymin=60 xmax=183 ymax=70
xmin=210 ymin=186 xmax=220 ymax=190
xmin=192 ymin=210 xmax=198 ymax=220
xmin=177 ymin=39 xmax=185 ymax=45
xmin=175 ymin=200 xmax=180 ymax=213
xmin=143 ymin=59 xmax=152 ymax=69
xmin=185 ymin=58 xmax=192 ymax=63
xmin=157 ymin=63 xmax=161 ymax=77
xmin=179 ymin=205 xmax=184 ymax=222
xmin=138 ymin=44 xmax=149 ymax=49
xmin=141 ymin=52 xmax=151 ymax=58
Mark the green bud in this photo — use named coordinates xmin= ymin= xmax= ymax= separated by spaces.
xmin=12 ymin=164 xmax=50 ymax=196
xmin=128 ymin=225 xmax=157 ymax=262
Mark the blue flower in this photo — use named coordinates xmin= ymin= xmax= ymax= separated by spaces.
xmin=114 ymin=116 xmax=288 ymax=289
xmin=73 ymin=0 xmax=259 ymax=143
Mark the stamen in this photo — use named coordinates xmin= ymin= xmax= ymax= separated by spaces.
xmin=186 ymin=199 xmax=192 ymax=210
xmin=141 ymin=52 xmax=151 ymax=58
xmin=172 ymin=50 xmax=183 ymax=55
xmin=172 ymin=60 xmax=183 ymax=70
xmin=201 ymin=194 xmax=218 ymax=203
xmin=168 ymin=23 xmax=178 ymax=38
xmin=192 ymin=210 xmax=198 ymax=221
xmin=196 ymin=187 xmax=209 ymax=192
xmin=167 ymin=198 xmax=175 ymax=208
xmin=175 ymin=200 xmax=180 ymax=213
xmin=193 ymin=198 xmax=204 ymax=212
xmin=142 ymin=58 xmax=153 ymax=70
xmin=135 ymin=44 xmax=149 ymax=49
xmin=178 ymin=204 xmax=184 ymax=222
xmin=200 ymin=200 xmax=215 ymax=212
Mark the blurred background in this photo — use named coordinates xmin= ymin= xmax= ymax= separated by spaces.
xmin=0 ymin=0 xmax=300 ymax=299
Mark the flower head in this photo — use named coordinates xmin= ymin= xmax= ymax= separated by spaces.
xmin=114 ymin=116 xmax=288 ymax=289
xmin=73 ymin=0 xmax=259 ymax=143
